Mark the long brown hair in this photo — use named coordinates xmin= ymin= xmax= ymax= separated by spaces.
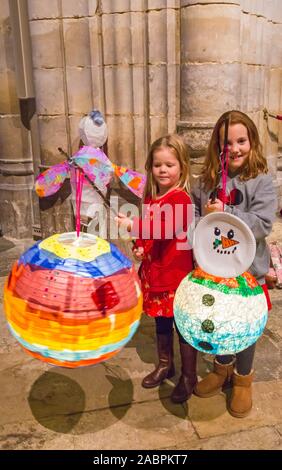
xmin=143 ymin=134 xmax=191 ymax=199
xmin=202 ymin=110 xmax=268 ymax=191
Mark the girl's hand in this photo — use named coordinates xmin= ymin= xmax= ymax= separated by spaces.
xmin=133 ymin=246 xmax=144 ymax=261
xmin=115 ymin=212 xmax=133 ymax=232
xmin=204 ymin=198 xmax=224 ymax=214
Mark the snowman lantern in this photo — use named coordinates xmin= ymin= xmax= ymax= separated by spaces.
xmin=174 ymin=212 xmax=268 ymax=355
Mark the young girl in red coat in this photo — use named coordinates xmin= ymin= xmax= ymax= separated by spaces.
xmin=116 ymin=134 xmax=197 ymax=403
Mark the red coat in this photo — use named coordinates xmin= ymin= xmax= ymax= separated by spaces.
xmin=132 ymin=188 xmax=194 ymax=292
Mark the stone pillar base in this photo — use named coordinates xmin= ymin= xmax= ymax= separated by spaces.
xmin=177 ymin=120 xmax=215 ymax=177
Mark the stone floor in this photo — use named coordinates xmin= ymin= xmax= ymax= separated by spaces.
xmin=0 ymin=220 xmax=281 ymax=450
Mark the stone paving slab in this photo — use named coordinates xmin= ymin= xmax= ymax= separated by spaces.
xmin=0 ymin=398 xmax=196 ymax=451
xmin=184 ymin=425 xmax=281 ymax=450
xmin=0 ymin=420 xmax=75 ymax=450
xmin=265 ymin=289 xmax=282 ymax=339
xmin=188 ymin=380 xmax=282 ymax=439
xmin=71 ymin=399 xmax=197 ymax=450
xmin=0 ymin=238 xmax=34 ymax=276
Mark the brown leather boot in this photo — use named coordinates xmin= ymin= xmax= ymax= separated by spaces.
xmin=228 ymin=369 xmax=254 ymax=418
xmin=171 ymin=342 xmax=197 ymax=403
xmin=142 ymin=332 xmax=175 ymax=388
xmin=194 ymin=359 xmax=234 ymax=398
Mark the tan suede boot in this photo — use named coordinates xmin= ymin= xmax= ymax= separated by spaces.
xmin=142 ymin=332 xmax=175 ymax=388
xmin=194 ymin=359 xmax=234 ymax=398
xmin=228 ymin=369 xmax=254 ymax=418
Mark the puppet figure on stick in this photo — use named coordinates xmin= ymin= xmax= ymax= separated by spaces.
xmin=3 ymin=111 xmax=145 ymax=368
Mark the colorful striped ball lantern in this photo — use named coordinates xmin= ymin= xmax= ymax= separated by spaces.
xmin=174 ymin=213 xmax=268 ymax=355
xmin=4 ymin=232 xmax=142 ymax=367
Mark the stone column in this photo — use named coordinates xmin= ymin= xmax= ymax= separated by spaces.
xmin=178 ymin=0 xmax=282 ymax=187
xmin=147 ymin=0 xmax=180 ymax=143
xmin=260 ymin=1 xmax=282 ymax=206
xmin=97 ymin=0 xmax=181 ymax=172
xmin=97 ymin=0 xmax=144 ymax=169
xmin=178 ymin=0 xmax=241 ymax=174
xmin=0 ymin=0 xmax=34 ymax=238
xmin=27 ymin=0 xmax=93 ymax=236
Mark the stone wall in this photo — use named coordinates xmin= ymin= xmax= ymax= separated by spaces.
xmin=177 ymin=0 xmax=282 ymax=189
xmin=0 ymin=0 xmax=281 ymax=238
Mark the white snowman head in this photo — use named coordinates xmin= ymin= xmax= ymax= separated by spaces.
xmin=193 ymin=212 xmax=256 ymax=278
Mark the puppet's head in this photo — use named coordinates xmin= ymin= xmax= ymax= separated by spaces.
xmin=79 ymin=109 xmax=108 ymax=148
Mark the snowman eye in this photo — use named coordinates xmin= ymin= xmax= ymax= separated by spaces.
xmin=227 ymin=229 xmax=234 ymax=239
xmin=214 ymin=227 xmax=220 ymax=236
xmin=202 ymin=294 xmax=215 ymax=306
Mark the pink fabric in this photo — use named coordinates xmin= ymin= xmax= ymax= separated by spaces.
xmin=268 ymin=241 xmax=282 ymax=287
xmin=220 ymin=146 xmax=229 ymax=208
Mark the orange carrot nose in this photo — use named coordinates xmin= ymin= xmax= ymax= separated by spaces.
xmin=221 ymin=235 xmax=239 ymax=249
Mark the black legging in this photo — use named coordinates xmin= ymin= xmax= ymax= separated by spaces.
xmin=155 ymin=317 xmax=189 ymax=344
xmin=155 ymin=317 xmax=173 ymax=334
xmin=155 ymin=317 xmax=256 ymax=374
xmin=216 ymin=343 xmax=256 ymax=376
